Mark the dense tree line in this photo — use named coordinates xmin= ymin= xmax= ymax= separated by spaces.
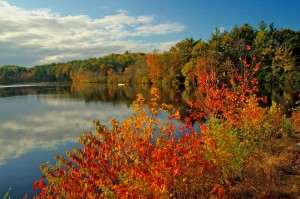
xmin=1 ymin=22 xmax=299 ymax=87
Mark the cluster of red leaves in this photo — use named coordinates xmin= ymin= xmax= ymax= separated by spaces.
xmin=32 ymin=88 xmax=232 ymax=198
xmin=32 ymin=46 xmax=265 ymax=198
xmin=187 ymin=50 xmax=264 ymax=125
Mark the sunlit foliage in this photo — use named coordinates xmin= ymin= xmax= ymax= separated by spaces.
xmin=32 ymin=42 xmax=299 ymax=198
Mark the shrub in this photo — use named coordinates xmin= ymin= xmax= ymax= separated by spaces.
xmin=32 ymin=47 xmax=298 ymax=198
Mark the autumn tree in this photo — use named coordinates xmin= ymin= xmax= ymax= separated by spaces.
xmin=123 ymin=55 xmax=149 ymax=84
xmin=146 ymin=52 xmax=163 ymax=84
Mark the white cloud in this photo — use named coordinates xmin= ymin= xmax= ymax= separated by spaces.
xmin=0 ymin=2 xmax=185 ymax=66
xmin=219 ymin=26 xmax=226 ymax=33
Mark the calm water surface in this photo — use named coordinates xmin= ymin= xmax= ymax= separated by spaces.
xmin=0 ymin=83 xmax=298 ymax=198
xmin=0 ymin=83 xmax=148 ymax=198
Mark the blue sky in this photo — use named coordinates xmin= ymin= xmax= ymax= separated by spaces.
xmin=1 ymin=0 xmax=299 ymax=67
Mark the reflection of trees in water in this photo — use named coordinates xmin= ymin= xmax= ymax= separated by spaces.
xmin=70 ymin=83 xmax=149 ymax=106
xmin=70 ymin=83 xmax=188 ymax=113
xmin=258 ymin=83 xmax=299 ymax=115
xmin=0 ymin=84 xmax=72 ymax=97
xmin=1 ymin=83 xmax=298 ymax=116
xmin=0 ymin=87 xmax=37 ymax=97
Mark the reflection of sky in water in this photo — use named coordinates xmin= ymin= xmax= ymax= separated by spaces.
xmin=0 ymin=92 xmax=133 ymax=197
xmin=0 ymin=84 xmax=37 ymax=88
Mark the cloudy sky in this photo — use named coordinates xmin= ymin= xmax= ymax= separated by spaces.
xmin=0 ymin=0 xmax=299 ymax=67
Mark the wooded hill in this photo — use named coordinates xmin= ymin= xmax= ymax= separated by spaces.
xmin=1 ymin=22 xmax=299 ymax=87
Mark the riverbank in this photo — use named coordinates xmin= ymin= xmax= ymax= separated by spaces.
xmin=227 ymin=133 xmax=300 ymax=198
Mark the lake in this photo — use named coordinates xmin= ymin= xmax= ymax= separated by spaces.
xmin=0 ymin=83 xmax=188 ymax=198
xmin=0 ymin=83 xmax=298 ymax=198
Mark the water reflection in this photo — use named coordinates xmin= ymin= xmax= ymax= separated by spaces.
xmin=258 ymin=83 xmax=300 ymax=115
xmin=0 ymin=95 xmax=132 ymax=166
xmin=0 ymin=83 xmax=187 ymax=197
xmin=0 ymin=83 xmax=298 ymax=197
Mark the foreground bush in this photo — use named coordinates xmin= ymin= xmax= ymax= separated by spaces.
xmin=32 ymin=92 xmax=299 ymax=198
xmin=32 ymin=48 xmax=299 ymax=198
xmin=32 ymin=88 xmax=235 ymax=198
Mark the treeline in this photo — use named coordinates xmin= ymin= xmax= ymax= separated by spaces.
xmin=1 ymin=21 xmax=299 ymax=86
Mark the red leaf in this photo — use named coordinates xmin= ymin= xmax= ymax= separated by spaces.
xmin=218 ymin=187 xmax=225 ymax=198
xmin=38 ymin=181 xmax=45 ymax=189
xmin=32 ymin=181 xmax=38 ymax=190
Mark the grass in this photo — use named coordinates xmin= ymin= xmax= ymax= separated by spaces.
xmin=227 ymin=133 xmax=300 ymax=198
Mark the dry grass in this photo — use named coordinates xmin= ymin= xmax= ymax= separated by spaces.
xmin=227 ymin=134 xmax=300 ymax=199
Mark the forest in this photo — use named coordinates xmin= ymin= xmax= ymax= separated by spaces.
xmin=2 ymin=22 xmax=300 ymax=198
xmin=1 ymin=21 xmax=300 ymax=88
